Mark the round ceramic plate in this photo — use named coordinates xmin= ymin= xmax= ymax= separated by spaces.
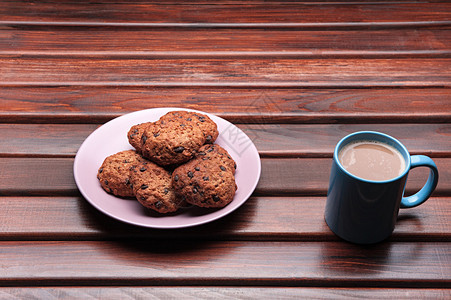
xmin=74 ymin=108 xmax=261 ymax=229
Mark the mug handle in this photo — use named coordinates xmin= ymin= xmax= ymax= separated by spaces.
xmin=400 ymin=155 xmax=439 ymax=208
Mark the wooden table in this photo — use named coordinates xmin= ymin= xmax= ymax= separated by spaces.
xmin=1 ymin=1 xmax=450 ymax=298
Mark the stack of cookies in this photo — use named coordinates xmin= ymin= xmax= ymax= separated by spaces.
xmin=97 ymin=111 xmax=237 ymax=214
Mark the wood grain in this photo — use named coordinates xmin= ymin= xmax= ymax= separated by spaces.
xmin=2 ymin=28 xmax=449 ymax=56
xmin=0 ymin=157 xmax=449 ymax=197
xmin=258 ymin=158 xmax=450 ymax=196
xmin=0 ymin=287 xmax=449 ymax=299
xmin=1 ymin=0 xmax=450 ymax=295
xmin=0 ymin=240 xmax=449 ymax=287
xmin=0 ymin=196 xmax=449 ymax=241
xmin=1 ymin=123 xmax=450 ymax=158
xmin=1 ymin=87 xmax=449 ymax=123
xmin=1 ymin=1 xmax=450 ymax=25
xmin=2 ymin=58 xmax=450 ymax=87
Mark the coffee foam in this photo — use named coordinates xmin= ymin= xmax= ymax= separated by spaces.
xmin=338 ymin=140 xmax=406 ymax=181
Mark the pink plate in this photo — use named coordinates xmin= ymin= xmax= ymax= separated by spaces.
xmin=73 ymin=108 xmax=261 ymax=229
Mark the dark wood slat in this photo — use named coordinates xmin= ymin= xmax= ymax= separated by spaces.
xmin=1 ymin=124 xmax=450 ymax=158
xmin=0 ymin=158 xmax=76 ymax=196
xmin=0 ymin=124 xmax=97 ymax=157
xmin=246 ymin=124 xmax=451 ymax=158
xmin=0 ymin=157 xmax=449 ymax=196
xmin=0 ymin=241 xmax=449 ymax=287
xmin=259 ymin=158 xmax=450 ymax=196
xmin=0 ymin=196 xmax=448 ymax=241
xmin=1 ymin=1 xmax=450 ymax=25
xmin=2 ymin=58 xmax=450 ymax=87
xmin=1 ymin=28 xmax=449 ymax=56
xmin=5 ymin=123 xmax=189 ymax=156
xmin=0 ymin=287 xmax=449 ymax=299
xmin=0 ymin=87 xmax=449 ymax=124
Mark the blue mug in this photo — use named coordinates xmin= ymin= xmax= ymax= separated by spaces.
xmin=325 ymin=131 xmax=439 ymax=244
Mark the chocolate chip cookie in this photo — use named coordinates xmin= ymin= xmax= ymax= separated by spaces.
xmin=127 ymin=111 xmax=219 ymax=166
xmin=129 ymin=160 xmax=181 ymax=213
xmin=160 ymin=111 xmax=219 ymax=144
xmin=127 ymin=122 xmax=150 ymax=154
xmin=172 ymin=145 xmax=237 ymax=208
xmin=97 ymin=150 xmax=144 ymax=197
xmin=140 ymin=118 xmax=205 ymax=166
xmin=196 ymin=144 xmax=237 ymax=174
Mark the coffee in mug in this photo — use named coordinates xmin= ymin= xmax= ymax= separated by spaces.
xmin=325 ymin=131 xmax=439 ymax=244
xmin=338 ymin=140 xmax=406 ymax=181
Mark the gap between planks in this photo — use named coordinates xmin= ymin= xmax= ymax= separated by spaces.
xmin=2 ymin=21 xmax=451 ymax=29
xmin=0 ymin=287 xmax=449 ymax=299
xmin=1 ymin=51 xmax=451 ymax=59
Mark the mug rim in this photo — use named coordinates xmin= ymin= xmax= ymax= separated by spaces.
xmin=333 ymin=131 xmax=411 ymax=184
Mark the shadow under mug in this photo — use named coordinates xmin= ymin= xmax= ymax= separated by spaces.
xmin=324 ymin=131 xmax=439 ymax=244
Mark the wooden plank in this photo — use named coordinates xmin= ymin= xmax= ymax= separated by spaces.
xmin=1 ymin=28 xmax=449 ymax=56
xmin=1 ymin=2 xmax=450 ymax=25
xmin=0 ymin=287 xmax=449 ymax=299
xmin=245 ymin=123 xmax=451 ymax=158
xmin=1 ymin=123 xmax=450 ymax=158
xmin=0 ymin=241 xmax=449 ymax=287
xmin=0 ymin=87 xmax=449 ymax=124
xmin=0 ymin=124 xmax=97 ymax=157
xmin=0 ymin=158 xmax=77 ymax=196
xmin=0 ymin=196 xmax=449 ymax=241
xmin=1 ymin=58 xmax=450 ymax=87
xmin=259 ymin=158 xmax=450 ymax=196
xmin=0 ymin=157 xmax=449 ymax=196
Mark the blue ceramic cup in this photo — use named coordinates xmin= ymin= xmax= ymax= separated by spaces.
xmin=325 ymin=131 xmax=439 ymax=244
